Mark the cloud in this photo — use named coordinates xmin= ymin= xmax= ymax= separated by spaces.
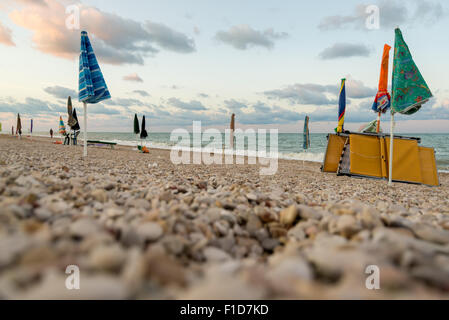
xmin=0 ymin=97 xmax=63 ymax=115
xmin=319 ymin=43 xmax=371 ymax=60
xmin=215 ymin=24 xmax=288 ymax=50
xmin=132 ymin=90 xmax=150 ymax=97
xmin=123 ymin=73 xmax=143 ymax=82
xmin=197 ymin=93 xmax=209 ymax=98
xmin=8 ymin=0 xmax=195 ymax=65
xmin=264 ymin=84 xmax=338 ymax=105
xmin=145 ymin=21 xmax=195 ymax=53
xmin=88 ymin=104 xmax=120 ymax=115
xmin=224 ymin=99 xmax=249 ymax=112
xmin=104 ymin=98 xmax=145 ymax=107
xmin=168 ymin=98 xmax=207 ymax=111
xmin=318 ymin=0 xmax=444 ymax=31
xmin=263 ymin=78 xmax=376 ymax=104
xmin=44 ymin=86 xmax=77 ymax=99
xmin=0 ymin=22 xmax=14 ymax=46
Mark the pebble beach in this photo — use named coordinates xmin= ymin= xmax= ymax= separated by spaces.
xmin=1 ymin=134 xmax=449 ymax=299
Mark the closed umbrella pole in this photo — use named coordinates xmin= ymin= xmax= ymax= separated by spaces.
xmin=83 ymin=102 xmax=87 ymax=156
xmin=230 ymin=113 xmax=235 ymax=150
xmin=133 ymin=114 xmax=140 ymax=149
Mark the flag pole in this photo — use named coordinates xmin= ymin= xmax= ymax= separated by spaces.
xmin=83 ymin=102 xmax=87 ymax=157
xmin=388 ymin=113 xmax=394 ymax=185
xmin=376 ymin=112 xmax=381 ymax=133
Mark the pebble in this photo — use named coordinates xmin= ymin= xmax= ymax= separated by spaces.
xmin=280 ymin=205 xmax=298 ymax=226
xmin=136 ymin=222 xmax=163 ymax=243
xmin=1 ymin=136 xmax=449 ymax=299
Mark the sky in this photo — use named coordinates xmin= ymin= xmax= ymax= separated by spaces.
xmin=0 ymin=0 xmax=448 ymax=133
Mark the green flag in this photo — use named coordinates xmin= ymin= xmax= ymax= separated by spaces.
xmin=391 ymin=28 xmax=432 ymax=115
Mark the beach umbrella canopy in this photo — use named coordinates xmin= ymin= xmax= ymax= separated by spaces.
xmin=71 ymin=108 xmax=81 ymax=131
xmin=0 ymin=122 xmax=2 ymax=132
xmin=391 ymin=28 xmax=432 ymax=115
xmin=140 ymin=115 xmax=148 ymax=139
xmin=335 ymin=79 xmax=346 ymax=133
xmin=134 ymin=114 xmax=140 ymax=134
xmin=388 ymin=28 xmax=433 ymax=185
xmin=67 ymin=96 xmax=77 ymax=128
xmin=16 ymin=113 xmax=22 ymax=134
xmin=59 ymin=116 xmax=66 ymax=135
xmin=303 ymin=115 xmax=310 ymax=150
xmin=372 ymin=44 xmax=392 ymax=114
xmin=79 ymin=30 xmax=111 ymax=157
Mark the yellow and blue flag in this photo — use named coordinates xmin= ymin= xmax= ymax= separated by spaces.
xmin=336 ymin=78 xmax=346 ymax=133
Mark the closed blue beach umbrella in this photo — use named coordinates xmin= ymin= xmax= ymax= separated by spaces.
xmin=78 ymin=31 xmax=111 ymax=156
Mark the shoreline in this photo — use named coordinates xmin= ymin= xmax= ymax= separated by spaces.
xmin=4 ymin=133 xmax=448 ymax=173
xmin=0 ymin=134 xmax=448 ymax=299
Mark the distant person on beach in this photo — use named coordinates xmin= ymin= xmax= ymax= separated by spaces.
xmin=50 ymin=128 xmax=53 ymax=139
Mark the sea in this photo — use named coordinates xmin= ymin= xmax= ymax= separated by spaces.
xmin=7 ymin=132 xmax=449 ymax=172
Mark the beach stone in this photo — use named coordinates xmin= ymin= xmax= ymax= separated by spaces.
xmin=245 ymin=214 xmax=262 ymax=233
xmin=162 ymin=235 xmax=185 ymax=255
xmin=287 ymin=224 xmax=306 ymax=241
xmin=213 ymin=220 xmax=229 ymax=236
xmin=246 ymin=193 xmax=258 ymax=202
xmin=178 ymin=269 xmax=264 ymax=300
xmin=203 ymin=247 xmax=232 ymax=262
xmin=70 ymin=218 xmax=101 ymax=238
xmin=88 ymin=244 xmax=127 ymax=272
xmin=268 ymin=257 xmax=313 ymax=284
xmin=261 ymin=238 xmax=280 ymax=251
xmin=280 ymin=205 xmax=298 ymax=226
xmin=145 ymin=251 xmax=186 ymax=286
xmin=91 ymin=189 xmax=108 ymax=203
xmin=334 ymin=215 xmax=361 ymax=238
xmin=297 ymin=205 xmax=322 ymax=220
xmin=411 ymin=223 xmax=449 ymax=245
xmin=136 ymin=222 xmax=163 ymax=243
xmin=18 ymin=272 xmax=128 ymax=299
xmin=34 ymin=208 xmax=52 ymax=221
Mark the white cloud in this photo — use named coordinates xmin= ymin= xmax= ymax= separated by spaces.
xmin=123 ymin=73 xmax=143 ymax=82
xmin=319 ymin=43 xmax=371 ymax=60
xmin=215 ymin=24 xmax=288 ymax=50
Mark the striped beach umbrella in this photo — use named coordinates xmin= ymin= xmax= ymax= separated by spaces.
xmin=59 ymin=116 xmax=67 ymax=135
xmin=59 ymin=116 xmax=66 ymax=135
xmin=336 ymin=79 xmax=346 ymax=133
xmin=79 ymin=31 xmax=111 ymax=157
